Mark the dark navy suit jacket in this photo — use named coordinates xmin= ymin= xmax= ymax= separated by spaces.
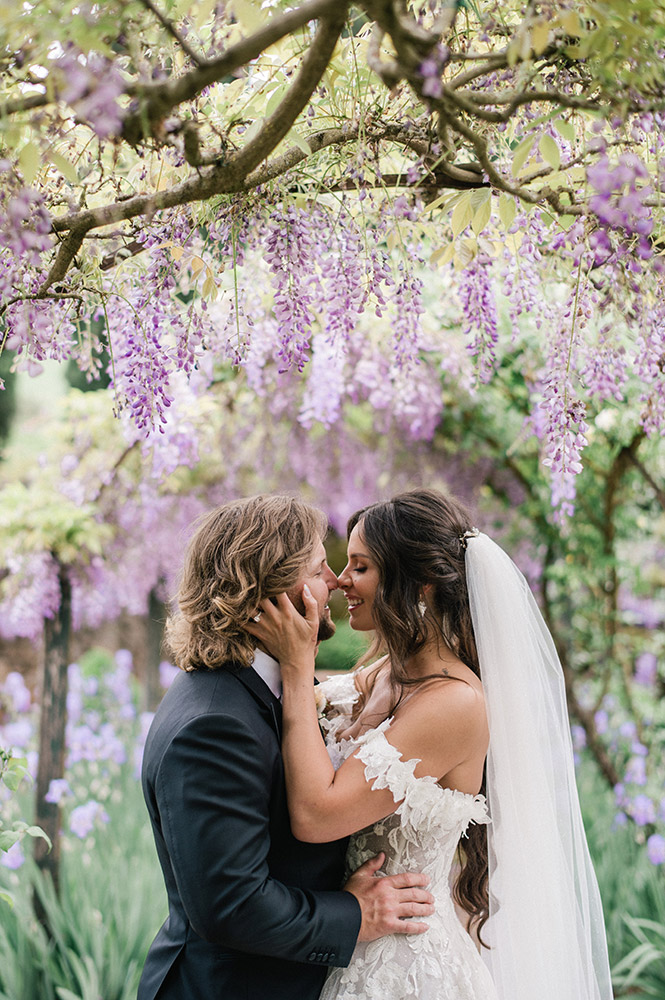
xmin=137 ymin=665 xmax=361 ymax=1000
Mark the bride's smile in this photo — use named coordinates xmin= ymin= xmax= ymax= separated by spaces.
xmin=338 ymin=525 xmax=380 ymax=631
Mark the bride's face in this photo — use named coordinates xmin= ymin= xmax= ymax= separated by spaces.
xmin=338 ymin=524 xmax=380 ymax=631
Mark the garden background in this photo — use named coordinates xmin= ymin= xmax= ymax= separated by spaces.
xmin=0 ymin=1 xmax=664 ymax=997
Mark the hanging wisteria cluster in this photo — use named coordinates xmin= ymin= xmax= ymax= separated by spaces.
xmin=3 ymin=164 xmax=665 ymax=519
xmin=0 ymin=0 xmax=664 ymax=528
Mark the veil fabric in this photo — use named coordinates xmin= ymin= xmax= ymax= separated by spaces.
xmin=465 ymin=533 xmax=612 ymax=1000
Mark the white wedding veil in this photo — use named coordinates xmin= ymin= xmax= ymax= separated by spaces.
xmin=465 ymin=532 xmax=613 ymax=1000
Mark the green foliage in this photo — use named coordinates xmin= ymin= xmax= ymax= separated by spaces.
xmin=0 ymin=351 xmax=17 ymax=452
xmin=613 ymin=912 xmax=665 ymax=998
xmin=0 ymin=481 xmax=113 ymax=565
xmin=0 ymin=772 xmax=165 ymax=1000
xmin=0 ymin=749 xmax=51 ymax=908
xmin=577 ymin=759 xmax=664 ymax=969
xmin=315 ymin=618 xmax=369 ymax=674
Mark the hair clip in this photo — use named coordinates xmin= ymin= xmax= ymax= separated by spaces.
xmin=459 ymin=527 xmax=480 ymax=550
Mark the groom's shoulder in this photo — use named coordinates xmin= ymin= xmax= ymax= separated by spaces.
xmin=143 ymin=665 xmax=270 ymax=770
xmin=157 ymin=663 xmax=253 ymax=719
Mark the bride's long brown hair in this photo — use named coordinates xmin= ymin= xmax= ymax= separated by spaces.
xmin=347 ymin=488 xmax=489 ymax=942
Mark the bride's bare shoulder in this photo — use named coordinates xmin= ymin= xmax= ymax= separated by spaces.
xmin=395 ymin=665 xmax=487 ymax=732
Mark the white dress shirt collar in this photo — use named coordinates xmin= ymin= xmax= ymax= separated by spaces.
xmin=251 ymin=648 xmax=282 ymax=700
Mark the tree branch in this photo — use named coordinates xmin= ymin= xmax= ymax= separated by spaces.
xmin=225 ymin=11 xmax=347 ymax=180
xmin=447 ymin=52 xmax=509 ymax=89
xmin=0 ymin=90 xmax=51 ymax=116
xmin=137 ymin=0 xmax=204 ymax=66
xmin=38 ymin=229 xmax=88 ymax=296
xmin=624 ymin=440 xmax=665 ymax=509
xmin=539 ymin=546 xmax=622 ymax=789
xmin=465 ymin=88 xmax=600 ymax=111
xmin=121 ymin=0 xmax=344 ymax=144
xmin=50 ymin=118 xmax=484 ymax=243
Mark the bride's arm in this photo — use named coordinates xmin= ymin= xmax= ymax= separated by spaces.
xmin=248 ymin=589 xmax=486 ymax=844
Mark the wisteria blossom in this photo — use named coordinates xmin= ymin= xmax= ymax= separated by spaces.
xmin=458 ymin=253 xmax=499 ymax=383
xmin=69 ymin=800 xmax=110 ymax=839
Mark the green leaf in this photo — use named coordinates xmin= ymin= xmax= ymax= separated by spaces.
xmin=554 ymin=118 xmax=577 ymax=144
xmin=451 ymin=191 xmax=473 ymax=237
xmin=0 ymin=831 xmax=20 ymax=851
xmin=287 ymin=130 xmax=312 ymax=156
xmin=0 ymin=890 xmax=14 ymax=907
xmin=26 ymin=825 xmax=51 ymax=847
xmin=498 ymin=193 xmax=517 ymax=230
xmin=511 ymin=134 xmax=536 ymax=176
xmin=48 ymin=150 xmax=78 ymax=184
xmin=2 ymin=771 xmax=22 ymax=792
xmin=559 ymin=9 xmax=583 ymax=37
xmin=56 ymin=989 xmax=84 ymax=1000
xmin=18 ymin=142 xmax=41 ymax=185
xmin=470 ymin=191 xmax=492 ymax=234
xmin=230 ymin=0 xmax=263 ymax=32
xmin=531 ymin=21 xmax=551 ymax=55
xmin=539 ymin=133 xmax=561 ymax=170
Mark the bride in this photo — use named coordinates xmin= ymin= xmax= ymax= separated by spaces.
xmin=249 ymin=489 xmax=613 ymax=1000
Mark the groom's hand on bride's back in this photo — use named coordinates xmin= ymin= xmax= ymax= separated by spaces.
xmin=343 ymin=852 xmax=434 ymax=941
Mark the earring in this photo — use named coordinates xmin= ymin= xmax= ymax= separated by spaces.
xmin=417 ymin=600 xmax=427 ymax=618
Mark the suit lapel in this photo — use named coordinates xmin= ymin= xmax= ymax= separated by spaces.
xmin=232 ymin=665 xmax=283 ymax=738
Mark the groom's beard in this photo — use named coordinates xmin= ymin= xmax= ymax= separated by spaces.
xmin=316 ymin=611 xmax=336 ymax=643
xmin=290 ymin=594 xmax=336 ymax=643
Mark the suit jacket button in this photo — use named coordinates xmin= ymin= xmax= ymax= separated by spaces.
xmin=316 ymin=952 xmax=324 ymax=962
xmin=321 ymin=952 xmax=329 ymax=962
xmin=307 ymin=952 xmax=317 ymax=962
xmin=329 ymin=952 xmax=336 ymax=961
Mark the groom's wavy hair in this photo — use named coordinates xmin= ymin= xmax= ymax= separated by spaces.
xmin=347 ymin=488 xmax=490 ymax=943
xmin=166 ymin=495 xmax=328 ymax=672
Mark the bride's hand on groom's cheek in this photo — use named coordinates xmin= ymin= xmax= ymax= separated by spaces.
xmin=246 ymin=590 xmax=318 ymax=669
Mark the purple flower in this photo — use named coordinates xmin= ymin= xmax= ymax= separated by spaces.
xmin=630 ymin=794 xmax=656 ymax=826
xmin=587 ymin=153 xmax=654 ymax=252
xmin=56 ymin=50 xmax=125 ymax=139
xmin=417 ymin=43 xmax=449 ymax=100
xmin=594 ymin=709 xmax=609 ymax=735
xmin=624 ymin=756 xmax=647 ymax=786
xmin=1 ymin=672 xmax=31 ymax=713
xmin=647 ymin=833 xmax=665 ymax=865
xmin=571 ymin=725 xmax=587 ymax=752
xmin=391 ymin=269 xmax=425 ymax=372
xmin=1 ymin=718 xmax=33 ymax=751
xmin=264 ymin=205 xmax=316 ymax=373
xmin=159 ymin=660 xmax=180 ymax=690
xmin=458 ymin=254 xmax=499 ymax=383
xmin=421 ymin=75 xmax=443 ymax=99
xmin=634 ymin=652 xmax=658 ymax=686
xmin=0 ymin=840 xmax=25 ymax=870
xmin=69 ymin=800 xmax=110 ymax=839
xmin=45 ymin=778 xmax=73 ymax=804
xmin=0 ymin=553 xmax=61 ymax=642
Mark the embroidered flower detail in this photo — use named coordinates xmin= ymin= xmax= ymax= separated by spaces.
xmin=319 ymin=671 xmax=360 ymax=715
xmin=354 ymin=720 xmax=490 ymax=838
xmin=314 ymin=684 xmax=328 ymax=719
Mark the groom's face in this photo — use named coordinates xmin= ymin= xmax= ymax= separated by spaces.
xmin=289 ymin=539 xmax=338 ymax=642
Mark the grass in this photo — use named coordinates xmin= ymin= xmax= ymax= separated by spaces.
xmin=0 ymin=767 xmax=165 ymax=1000
xmin=578 ymin=757 xmax=665 ymax=996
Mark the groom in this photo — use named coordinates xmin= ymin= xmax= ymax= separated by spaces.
xmin=137 ymin=494 xmax=433 ymax=1000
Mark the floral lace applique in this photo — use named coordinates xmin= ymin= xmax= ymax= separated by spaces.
xmin=354 ymin=719 xmax=489 ymax=838
xmin=318 ymin=694 xmax=498 ymax=1000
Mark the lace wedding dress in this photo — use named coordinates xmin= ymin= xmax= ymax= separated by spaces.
xmin=318 ymin=673 xmax=499 ymax=1000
